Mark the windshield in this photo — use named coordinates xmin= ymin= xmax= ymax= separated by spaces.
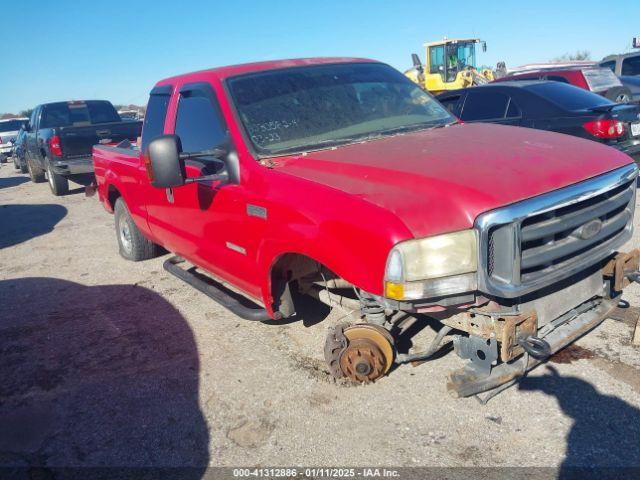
xmin=454 ymin=43 xmax=477 ymax=69
xmin=582 ymin=68 xmax=621 ymax=92
xmin=227 ymin=62 xmax=455 ymax=155
xmin=41 ymin=101 xmax=120 ymax=128
xmin=0 ymin=119 xmax=26 ymax=132
xmin=529 ymin=82 xmax=613 ymax=110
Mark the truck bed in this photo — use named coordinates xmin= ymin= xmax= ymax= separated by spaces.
xmin=59 ymin=120 xmax=142 ymax=159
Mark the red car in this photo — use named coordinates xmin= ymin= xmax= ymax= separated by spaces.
xmin=92 ymin=58 xmax=639 ymax=398
xmin=493 ymin=63 xmax=632 ymax=103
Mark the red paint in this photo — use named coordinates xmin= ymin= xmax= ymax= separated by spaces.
xmin=92 ymin=58 xmax=634 ymax=319
xmin=493 ymin=69 xmax=590 ymax=91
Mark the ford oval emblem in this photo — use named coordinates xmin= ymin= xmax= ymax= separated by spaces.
xmin=575 ymin=219 xmax=603 ymax=240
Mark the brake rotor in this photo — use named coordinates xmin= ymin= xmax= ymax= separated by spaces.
xmin=324 ymin=323 xmax=395 ymax=383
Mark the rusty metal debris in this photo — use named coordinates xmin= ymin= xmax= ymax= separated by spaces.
xmin=440 ymin=309 xmax=537 ymax=362
xmin=603 ymin=249 xmax=640 ymax=293
xmin=446 ymin=297 xmax=618 ymax=398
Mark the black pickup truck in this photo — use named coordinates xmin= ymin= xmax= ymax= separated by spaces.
xmin=23 ymin=100 xmax=142 ymax=195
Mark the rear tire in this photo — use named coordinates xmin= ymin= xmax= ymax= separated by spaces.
xmin=13 ymin=157 xmax=20 ymax=170
xmin=114 ymin=198 xmax=160 ymax=261
xmin=19 ymin=162 xmax=28 ymax=174
xmin=605 ymin=86 xmax=632 ymax=104
xmin=26 ymin=152 xmax=45 ymax=183
xmin=46 ymin=160 xmax=69 ymax=196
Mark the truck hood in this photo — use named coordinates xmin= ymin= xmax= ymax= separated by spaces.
xmin=274 ymin=123 xmax=634 ymax=238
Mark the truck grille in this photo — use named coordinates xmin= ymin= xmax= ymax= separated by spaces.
xmin=477 ymin=164 xmax=637 ymax=298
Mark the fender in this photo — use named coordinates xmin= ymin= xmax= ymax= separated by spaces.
xmin=255 ymin=211 xmax=413 ymax=316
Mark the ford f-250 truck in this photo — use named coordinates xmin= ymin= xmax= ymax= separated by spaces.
xmin=24 ymin=100 xmax=142 ymax=195
xmin=92 ymin=58 xmax=640 ymax=398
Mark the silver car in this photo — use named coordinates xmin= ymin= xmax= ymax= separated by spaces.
xmin=0 ymin=117 xmax=28 ymax=163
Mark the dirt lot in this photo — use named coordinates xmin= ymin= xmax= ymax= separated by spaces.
xmin=1 ymin=164 xmax=640 ymax=475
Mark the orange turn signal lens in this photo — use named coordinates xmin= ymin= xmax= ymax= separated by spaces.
xmin=385 ymin=282 xmax=405 ymax=300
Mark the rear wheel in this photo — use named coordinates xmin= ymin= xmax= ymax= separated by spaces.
xmin=13 ymin=156 xmax=20 ymax=170
xmin=114 ymin=198 xmax=160 ymax=261
xmin=19 ymin=161 xmax=28 ymax=174
xmin=605 ymin=86 xmax=632 ymax=104
xmin=46 ymin=160 xmax=69 ymax=196
xmin=26 ymin=152 xmax=45 ymax=183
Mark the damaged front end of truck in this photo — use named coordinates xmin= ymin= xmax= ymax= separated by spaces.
xmin=317 ymin=163 xmax=640 ymax=400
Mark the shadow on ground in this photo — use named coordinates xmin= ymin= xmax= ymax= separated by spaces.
xmin=0 ymin=277 xmax=209 ymax=479
xmin=0 ymin=204 xmax=67 ymax=248
xmin=0 ymin=176 xmax=30 ymax=189
xmin=519 ymin=365 xmax=640 ymax=478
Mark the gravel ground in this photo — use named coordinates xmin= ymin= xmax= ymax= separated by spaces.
xmin=1 ymin=164 xmax=639 ymax=476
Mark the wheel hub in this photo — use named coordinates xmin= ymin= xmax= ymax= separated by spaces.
xmin=324 ymin=323 xmax=395 ymax=383
xmin=119 ymin=219 xmax=133 ymax=253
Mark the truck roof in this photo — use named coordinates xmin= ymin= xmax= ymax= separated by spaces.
xmin=155 ymin=57 xmax=378 ymax=86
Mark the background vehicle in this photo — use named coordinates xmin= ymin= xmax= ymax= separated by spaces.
xmin=93 ymin=58 xmax=639 ymax=398
xmin=618 ymin=75 xmax=640 ymax=103
xmin=0 ymin=117 xmax=27 ymax=163
xmin=495 ymin=64 xmax=632 ymax=103
xmin=405 ymin=38 xmax=498 ymax=95
xmin=600 ymin=51 xmax=640 ymax=77
xmin=11 ymin=128 xmax=28 ymax=173
xmin=118 ymin=109 xmax=143 ymax=121
xmin=23 ymin=100 xmax=142 ymax=195
xmin=438 ymin=81 xmax=640 ymax=161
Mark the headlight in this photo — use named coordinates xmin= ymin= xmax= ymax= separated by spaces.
xmin=384 ymin=230 xmax=478 ymax=301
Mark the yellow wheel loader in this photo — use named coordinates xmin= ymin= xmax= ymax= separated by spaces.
xmin=405 ymin=38 xmax=503 ymax=95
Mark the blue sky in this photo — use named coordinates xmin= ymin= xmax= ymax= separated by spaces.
xmin=1 ymin=0 xmax=638 ymax=113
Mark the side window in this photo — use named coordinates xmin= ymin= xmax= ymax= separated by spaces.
xmin=545 ymin=75 xmax=570 ymax=84
xmin=621 ymin=56 xmax=640 ymax=76
xmin=174 ymin=89 xmax=227 ymax=153
xmin=506 ymin=98 xmax=521 ymax=118
xmin=429 ymin=45 xmax=445 ymax=74
xmin=141 ymin=93 xmax=170 ymax=152
xmin=460 ymin=91 xmax=509 ymax=121
xmin=29 ymin=108 xmax=38 ymax=129
xmin=438 ymin=94 xmax=462 ymax=116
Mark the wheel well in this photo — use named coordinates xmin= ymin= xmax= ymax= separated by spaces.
xmin=269 ymin=253 xmax=343 ymax=317
xmin=107 ymin=185 xmax=122 ymax=210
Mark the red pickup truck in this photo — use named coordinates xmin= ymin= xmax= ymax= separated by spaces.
xmin=93 ymin=58 xmax=639 ymax=398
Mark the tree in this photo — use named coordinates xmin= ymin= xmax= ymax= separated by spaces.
xmin=551 ymin=50 xmax=591 ymax=62
xmin=19 ymin=109 xmax=33 ymax=118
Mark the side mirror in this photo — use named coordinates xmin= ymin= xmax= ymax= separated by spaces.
xmin=145 ymin=134 xmax=232 ymax=189
xmin=146 ymin=135 xmax=186 ymax=188
xmin=411 ymin=53 xmax=423 ymax=72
